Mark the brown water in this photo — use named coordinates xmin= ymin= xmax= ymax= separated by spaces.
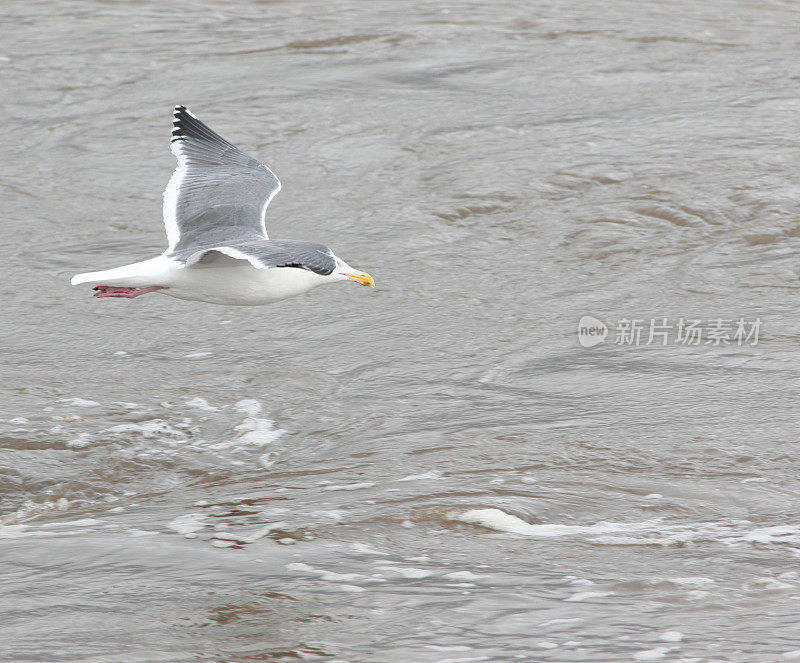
xmin=3 ymin=1 xmax=800 ymax=661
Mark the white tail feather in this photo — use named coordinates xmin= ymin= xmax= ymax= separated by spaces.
xmin=70 ymin=257 xmax=179 ymax=287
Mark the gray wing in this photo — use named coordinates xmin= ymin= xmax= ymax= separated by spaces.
xmin=177 ymin=239 xmax=338 ymax=276
xmin=162 ymin=105 xmax=281 ymax=255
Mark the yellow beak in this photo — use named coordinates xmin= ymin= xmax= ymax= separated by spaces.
xmin=346 ymin=270 xmax=375 ymax=287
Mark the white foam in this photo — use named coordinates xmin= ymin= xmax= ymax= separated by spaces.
xmin=350 ymin=542 xmax=387 ymax=555
xmin=564 ymin=591 xmax=614 ymax=602
xmin=0 ymin=522 xmax=107 ymax=539
xmin=0 ymin=521 xmax=104 ymax=539
xmin=0 ymin=497 xmax=71 ymax=525
xmin=167 ymin=513 xmax=207 ymax=535
xmin=742 ymin=525 xmax=797 ymax=543
xmin=322 ymin=482 xmax=375 ymax=491
xmin=660 ymin=631 xmax=684 ymax=642
xmin=185 ymin=397 xmax=218 ymax=411
xmin=127 ymin=528 xmax=158 ymax=537
xmin=233 ymin=417 xmax=283 ymax=446
xmin=453 ymin=509 xmax=800 ymax=551
xmin=107 ymin=420 xmax=185 ymax=439
xmin=373 ymin=565 xmax=433 ymax=579
xmin=259 ymin=452 xmax=276 ymax=468
xmin=212 ymin=523 xmax=286 ymax=544
xmin=449 ymin=508 xmax=661 ymax=538
xmin=286 ymin=562 xmax=364 ymax=583
xmin=68 ymin=432 xmax=94 ymax=448
xmin=316 ymin=510 xmax=345 ymax=522
xmin=538 ymin=618 xmax=584 ymax=627
xmin=633 ymin=647 xmax=673 ymax=660
xmin=235 ymin=399 xmax=262 ymax=416
xmin=184 ymin=352 xmax=213 ymax=358
xmin=59 ymin=398 xmax=100 ymax=407
xmin=211 ymin=413 xmax=283 ymax=450
xmin=396 ymin=470 xmax=444 ymax=482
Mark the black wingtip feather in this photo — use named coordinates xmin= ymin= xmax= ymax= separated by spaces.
xmin=170 ymin=104 xmax=236 ymax=149
xmin=167 ymin=105 xmax=270 ymax=174
xmin=170 ymin=105 xmax=191 ymax=143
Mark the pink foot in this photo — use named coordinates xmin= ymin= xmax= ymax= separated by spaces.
xmin=93 ymin=285 xmax=166 ymax=299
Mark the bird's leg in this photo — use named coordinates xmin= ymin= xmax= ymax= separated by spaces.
xmin=93 ymin=285 xmax=166 ymax=299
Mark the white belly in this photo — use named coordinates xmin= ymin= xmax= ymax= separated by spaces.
xmin=71 ymin=254 xmax=331 ymax=306
xmin=169 ymin=260 xmax=330 ymax=305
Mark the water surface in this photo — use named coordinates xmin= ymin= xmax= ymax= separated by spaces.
xmin=3 ymin=1 xmax=800 ymax=661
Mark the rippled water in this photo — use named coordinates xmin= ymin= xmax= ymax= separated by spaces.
xmin=3 ymin=1 xmax=800 ymax=661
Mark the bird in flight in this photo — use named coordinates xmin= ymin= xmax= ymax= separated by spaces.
xmin=71 ymin=106 xmax=374 ymax=305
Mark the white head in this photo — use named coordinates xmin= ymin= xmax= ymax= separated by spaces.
xmin=331 ymin=254 xmax=374 ymax=287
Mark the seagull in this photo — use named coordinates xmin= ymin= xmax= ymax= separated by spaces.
xmin=71 ymin=105 xmax=374 ymax=305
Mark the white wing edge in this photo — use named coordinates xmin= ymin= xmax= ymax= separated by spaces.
xmin=184 ymin=246 xmax=268 ymax=270
xmin=162 ymin=105 xmax=204 ymax=253
xmin=258 ymin=167 xmax=281 ymax=238
xmin=161 ymin=141 xmax=186 ymax=253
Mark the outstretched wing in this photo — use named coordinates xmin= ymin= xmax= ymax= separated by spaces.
xmin=162 ymin=105 xmax=281 ymax=255
xmin=181 ymin=239 xmax=337 ymax=276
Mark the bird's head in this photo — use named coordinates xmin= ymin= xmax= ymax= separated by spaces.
xmin=334 ymin=256 xmax=374 ymax=287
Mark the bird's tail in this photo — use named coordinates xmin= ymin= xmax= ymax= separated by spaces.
xmin=71 ymin=270 xmax=110 ymax=286
xmin=70 ymin=257 xmax=173 ymax=287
